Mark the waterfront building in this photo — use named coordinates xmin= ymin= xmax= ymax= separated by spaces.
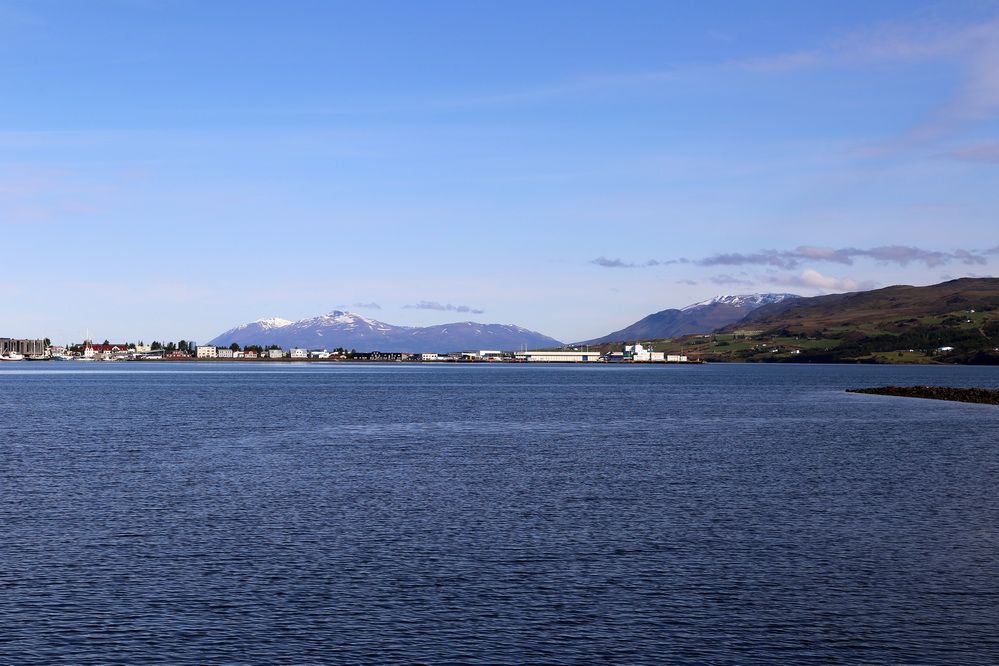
xmin=196 ymin=345 xmax=218 ymax=358
xmin=1 ymin=338 xmax=47 ymax=356
xmin=514 ymin=350 xmax=600 ymax=362
xmin=217 ymin=348 xmax=234 ymax=358
xmin=624 ymin=344 xmax=665 ymax=362
xmin=289 ymin=348 xmax=308 ymax=359
xmin=309 ymin=350 xmax=331 ymax=359
xmin=244 ymin=350 xmax=258 ymax=359
xmin=420 ymin=352 xmax=439 ymax=361
xmin=478 ymin=350 xmax=503 ymax=361
xmin=267 ymin=349 xmax=284 ymax=359
xmin=666 ymin=354 xmax=689 ymax=363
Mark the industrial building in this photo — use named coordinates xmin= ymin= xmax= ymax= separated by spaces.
xmin=514 ymin=350 xmax=600 ymax=362
xmin=1 ymin=338 xmax=46 ymax=357
xmin=624 ymin=344 xmax=664 ymax=362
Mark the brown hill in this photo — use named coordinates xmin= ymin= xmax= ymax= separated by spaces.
xmin=729 ymin=278 xmax=999 ymax=334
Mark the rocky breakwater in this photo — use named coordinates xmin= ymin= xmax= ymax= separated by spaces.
xmin=847 ymin=385 xmax=999 ymax=406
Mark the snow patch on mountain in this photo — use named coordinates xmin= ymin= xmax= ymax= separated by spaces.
xmin=682 ymin=293 xmax=799 ymax=311
xmin=254 ymin=317 xmax=293 ymax=328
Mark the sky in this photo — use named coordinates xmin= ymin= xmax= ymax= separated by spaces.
xmin=2 ymin=0 xmax=999 ymax=344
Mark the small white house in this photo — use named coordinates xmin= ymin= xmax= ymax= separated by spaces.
xmin=309 ymin=350 xmax=330 ymax=359
xmin=420 ymin=352 xmax=439 ymax=361
xmin=289 ymin=348 xmax=308 ymax=359
xmin=217 ymin=348 xmax=234 ymax=358
xmin=268 ymin=348 xmax=284 ymax=359
xmin=666 ymin=354 xmax=689 ymax=363
xmin=196 ymin=345 xmax=218 ymax=359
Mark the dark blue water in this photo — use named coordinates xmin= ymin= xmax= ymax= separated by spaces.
xmin=1 ymin=363 xmax=998 ymax=664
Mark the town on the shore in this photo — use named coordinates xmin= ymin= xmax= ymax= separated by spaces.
xmin=0 ymin=337 xmax=691 ymax=363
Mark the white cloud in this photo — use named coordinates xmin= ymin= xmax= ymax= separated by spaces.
xmin=766 ymin=268 xmax=875 ymax=293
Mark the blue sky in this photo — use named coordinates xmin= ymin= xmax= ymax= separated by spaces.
xmin=2 ymin=0 xmax=998 ymax=344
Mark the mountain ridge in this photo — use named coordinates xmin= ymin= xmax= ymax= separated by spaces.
xmin=580 ymin=293 xmax=799 ymax=344
xmin=208 ymin=310 xmax=562 ymax=352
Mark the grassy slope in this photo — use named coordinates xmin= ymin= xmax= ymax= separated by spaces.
xmin=591 ymin=278 xmax=999 ymax=364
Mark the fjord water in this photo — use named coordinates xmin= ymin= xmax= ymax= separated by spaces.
xmin=2 ymin=363 xmax=998 ymax=664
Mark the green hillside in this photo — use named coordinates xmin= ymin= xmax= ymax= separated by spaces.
xmin=600 ymin=278 xmax=999 ymax=364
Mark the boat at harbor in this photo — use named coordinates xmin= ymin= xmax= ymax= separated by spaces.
xmin=0 ymin=352 xmax=25 ymax=361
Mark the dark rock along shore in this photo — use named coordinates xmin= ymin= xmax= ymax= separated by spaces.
xmin=847 ymin=385 xmax=999 ymax=406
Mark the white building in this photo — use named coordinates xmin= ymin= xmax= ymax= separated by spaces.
xmin=666 ymin=354 xmax=688 ymax=363
xmin=289 ymin=348 xmax=308 ymax=359
xmin=134 ymin=343 xmax=151 ymax=353
xmin=514 ymin=350 xmax=601 ymax=362
xmin=233 ymin=350 xmax=244 ymax=358
xmin=625 ymin=344 xmax=665 ymax=362
xmin=478 ymin=350 xmax=503 ymax=361
xmin=420 ymin=352 xmax=439 ymax=361
xmin=310 ymin=350 xmax=331 ymax=359
xmin=267 ymin=348 xmax=284 ymax=359
xmin=217 ymin=348 xmax=234 ymax=358
xmin=196 ymin=345 xmax=218 ymax=359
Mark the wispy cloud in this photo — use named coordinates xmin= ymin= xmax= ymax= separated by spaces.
xmin=726 ymin=16 xmax=999 ymax=152
xmin=764 ymin=269 xmax=877 ymax=293
xmin=589 ymin=256 xmax=686 ymax=268
xmin=697 ymin=250 xmax=799 ymax=270
xmin=944 ymin=140 xmax=999 ymax=162
xmin=404 ymin=301 xmax=484 ymax=315
xmin=675 ymin=279 xmax=698 ymax=286
xmin=352 ymin=301 xmax=381 ymax=310
xmin=697 ymin=245 xmax=989 ymax=269
xmin=709 ymin=274 xmax=755 ymax=286
xmin=589 ymin=256 xmax=659 ymax=268
xmin=601 ymin=245 xmax=991 ymax=271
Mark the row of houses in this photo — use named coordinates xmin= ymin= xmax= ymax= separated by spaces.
xmin=191 ymin=344 xmax=689 ymax=363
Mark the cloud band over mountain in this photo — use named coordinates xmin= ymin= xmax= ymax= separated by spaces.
xmin=591 ymin=244 xmax=993 ymax=270
xmin=404 ymin=301 xmax=485 ymax=314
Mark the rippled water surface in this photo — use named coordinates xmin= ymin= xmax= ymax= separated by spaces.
xmin=2 ymin=362 xmax=998 ymax=664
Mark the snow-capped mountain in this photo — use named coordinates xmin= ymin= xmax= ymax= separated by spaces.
xmin=681 ymin=293 xmax=798 ymax=311
xmin=208 ymin=310 xmax=562 ymax=352
xmin=207 ymin=317 xmax=293 ymax=345
xmin=579 ymin=293 xmax=801 ymax=344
